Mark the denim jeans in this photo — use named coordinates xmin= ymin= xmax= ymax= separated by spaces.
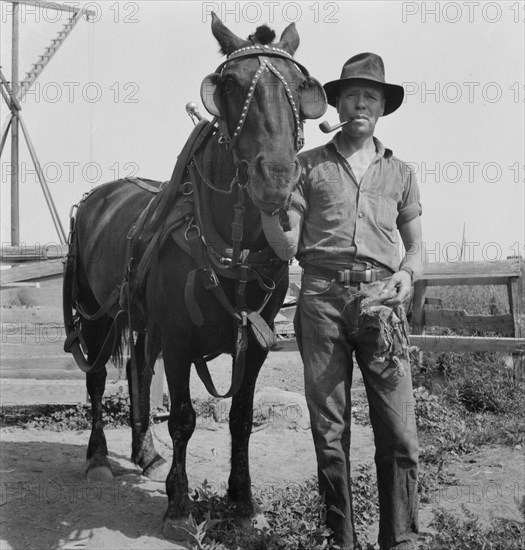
xmin=294 ymin=273 xmax=419 ymax=550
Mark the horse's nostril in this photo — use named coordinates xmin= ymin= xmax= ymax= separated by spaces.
xmin=254 ymin=156 xmax=301 ymax=183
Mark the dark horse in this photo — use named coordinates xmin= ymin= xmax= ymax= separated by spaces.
xmin=63 ymin=14 xmax=326 ymax=538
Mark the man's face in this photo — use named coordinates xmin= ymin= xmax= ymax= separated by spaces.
xmin=336 ymin=80 xmax=386 ymax=138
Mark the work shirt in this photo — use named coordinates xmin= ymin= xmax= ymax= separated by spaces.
xmin=292 ymin=134 xmax=422 ymax=273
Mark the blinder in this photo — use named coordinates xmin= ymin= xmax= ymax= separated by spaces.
xmin=299 ymin=76 xmax=327 ymax=120
xmin=200 ymin=73 xmax=222 ymax=117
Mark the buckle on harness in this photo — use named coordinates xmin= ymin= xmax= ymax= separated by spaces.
xmin=202 ymin=269 xmax=219 ymax=290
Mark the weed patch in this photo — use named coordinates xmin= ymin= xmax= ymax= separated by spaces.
xmin=187 ymin=467 xmax=380 ymax=550
xmin=420 ymin=504 xmax=525 ymax=550
xmin=18 ymin=391 xmax=132 ymax=431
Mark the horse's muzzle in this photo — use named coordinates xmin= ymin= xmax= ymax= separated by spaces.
xmin=246 ymin=156 xmax=301 ymax=212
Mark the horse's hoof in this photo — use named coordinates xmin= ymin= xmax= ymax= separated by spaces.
xmin=142 ymin=455 xmax=169 ymax=482
xmin=86 ymin=465 xmax=113 ymax=482
xmin=162 ymin=516 xmax=192 ymax=541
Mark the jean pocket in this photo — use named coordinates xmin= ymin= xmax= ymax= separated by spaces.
xmin=301 ymin=274 xmax=336 ymax=296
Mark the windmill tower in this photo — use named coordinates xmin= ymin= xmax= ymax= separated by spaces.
xmin=0 ymin=0 xmax=96 ymax=248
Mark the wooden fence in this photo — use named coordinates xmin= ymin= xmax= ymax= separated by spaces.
xmin=410 ymin=258 xmax=525 ymax=377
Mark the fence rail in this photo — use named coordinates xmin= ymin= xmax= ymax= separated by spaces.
xmin=410 ymin=258 xmax=524 ymax=376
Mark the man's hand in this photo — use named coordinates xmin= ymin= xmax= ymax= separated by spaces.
xmin=380 ymin=270 xmax=412 ymax=306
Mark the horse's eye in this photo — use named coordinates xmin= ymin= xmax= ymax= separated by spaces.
xmin=221 ymin=75 xmax=237 ymax=94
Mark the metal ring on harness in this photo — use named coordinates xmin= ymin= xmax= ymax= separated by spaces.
xmin=182 ymin=181 xmax=194 ymax=195
xmin=184 ymin=217 xmax=201 ymax=240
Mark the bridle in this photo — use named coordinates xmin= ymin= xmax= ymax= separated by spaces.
xmin=194 ymin=43 xmax=317 ymax=248
xmin=213 ymin=44 xmax=309 ymax=155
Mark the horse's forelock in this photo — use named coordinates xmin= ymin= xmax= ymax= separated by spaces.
xmin=250 ymin=25 xmax=276 ymax=45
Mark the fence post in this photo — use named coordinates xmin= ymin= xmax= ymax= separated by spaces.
xmin=508 ymin=259 xmax=524 ymax=380
xmin=411 ymin=279 xmax=427 ymax=335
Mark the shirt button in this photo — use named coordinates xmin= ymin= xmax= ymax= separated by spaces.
xmin=356 ymin=238 xmax=362 ymax=244
xmin=358 ymin=212 xmax=364 ymax=218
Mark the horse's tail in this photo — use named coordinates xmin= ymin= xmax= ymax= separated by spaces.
xmin=63 ymin=206 xmax=127 ymax=374
xmin=62 ymin=215 xmax=92 ymax=372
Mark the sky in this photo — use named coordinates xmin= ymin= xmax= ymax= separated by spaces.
xmin=0 ymin=0 xmax=524 ymax=263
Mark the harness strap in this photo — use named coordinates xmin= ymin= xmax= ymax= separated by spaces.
xmin=64 ymin=309 xmax=127 ymax=373
xmin=74 ymin=286 xmax=121 ymax=322
xmin=231 ymin=187 xmax=246 ymax=267
xmin=247 ymin=310 xmax=275 ymax=350
xmin=134 ymin=195 xmax=195 ymax=294
xmin=126 ymin=273 xmax=142 ymax=433
xmin=173 ymin=227 xmax=251 ymax=399
xmin=126 ymin=177 xmax=166 ymax=194
xmin=177 ymin=228 xmax=241 ymax=323
xmin=184 ymin=268 xmax=205 ymax=326
xmin=172 ymin=222 xmax=283 ymax=397
xmin=143 ymin=120 xmax=216 ymax=238
xmin=194 ymin=353 xmax=245 ymax=399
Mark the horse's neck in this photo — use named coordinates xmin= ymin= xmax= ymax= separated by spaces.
xmin=199 ymin=136 xmax=263 ymax=248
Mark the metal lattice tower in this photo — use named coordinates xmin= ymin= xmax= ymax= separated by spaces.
xmin=0 ymin=0 xmax=96 ymax=246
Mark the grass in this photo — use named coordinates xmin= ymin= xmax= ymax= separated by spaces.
xmin=182 ymin=468 xmax=379 ymax=550
xmin=167 ymin=477 xmax=524 ymax=550
xmin=417 ymin=284 xmax=509 ymax=316
xmin=422 ymin=504 xmax=525 ymax=550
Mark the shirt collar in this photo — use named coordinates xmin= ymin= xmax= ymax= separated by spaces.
xmin=323 ymin=133 xmax=393 ymax=159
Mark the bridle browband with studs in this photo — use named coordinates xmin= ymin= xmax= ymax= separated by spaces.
xmin=213 ymin=44 xmax=308 ymax=153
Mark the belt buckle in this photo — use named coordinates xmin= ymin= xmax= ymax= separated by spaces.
xmin=364 ymin=268 xmax=373 ymax=283
xmin=336 ymin=269 xmax=351 ymax=286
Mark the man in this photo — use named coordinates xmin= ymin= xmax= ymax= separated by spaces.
xmin=261 ymin=53 xmax=422 ymax=549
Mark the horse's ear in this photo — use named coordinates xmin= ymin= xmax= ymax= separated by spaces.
xmin=278 ymin=23 xmax=300 ymax=55
xmin=300 ymin=77 xmax=328 ymax=119
xmin=211 ymin=12 xmax=245 ymax=55
xmin=200 ymin=73 xmax=222 ymax=117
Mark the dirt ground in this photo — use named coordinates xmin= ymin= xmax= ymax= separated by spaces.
xmin=0 ymin=351 xmax=523 ymax=550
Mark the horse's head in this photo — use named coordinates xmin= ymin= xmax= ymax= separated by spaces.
xmin=201 ymin=14 xmax=327 ymax=214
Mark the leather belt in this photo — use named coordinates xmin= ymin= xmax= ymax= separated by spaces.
xmin=304 ymin=264 xmax=392 ymax=284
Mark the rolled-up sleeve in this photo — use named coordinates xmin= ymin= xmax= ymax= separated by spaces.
xmin=397 ymin=167 xmax=422 ymax=227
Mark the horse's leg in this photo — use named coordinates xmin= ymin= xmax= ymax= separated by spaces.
xmin=84 ymin=317 xmax=113 ymax=482
xmin=228 ymin=343 xmax=268 ymax=528
xmin=161 ymin=337 xmax=196 ymax=540
xmin=127 ymin=331 xmax=168 ymax=481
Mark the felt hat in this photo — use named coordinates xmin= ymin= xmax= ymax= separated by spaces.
xmin=323 ymin=52 xmax=404 ymax=115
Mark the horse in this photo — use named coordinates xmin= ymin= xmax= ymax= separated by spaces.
xmin=63 ymin=13 xmax=326 ymax=539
